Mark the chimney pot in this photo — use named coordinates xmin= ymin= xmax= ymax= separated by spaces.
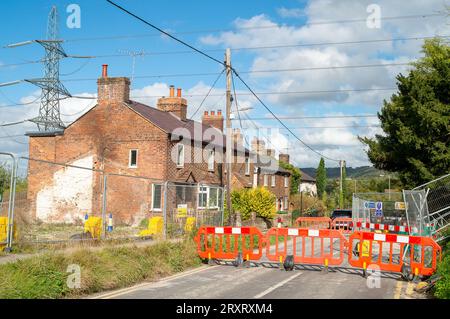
xmin=211 ymin=111 xmax=215 ymax=116
xmin=217 ymin=110 xmax=222 ymax=116
xmin=204 ymin=111 xmax=209 ymax=116
xmin=177 ymin=88 xmax=182 ymax=97
xmin=102 ymin=64 xmax=108 ymax=78
xmin=169 ymin=85 xmax=175 ymax=97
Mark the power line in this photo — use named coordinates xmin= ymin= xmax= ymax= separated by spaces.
xmin=232 ymin=114 xmax=379 ymax=120
xmin=57 ymin=61 xmax=410 ymax=83
xmin=0 ymin=119 xmax=30 ymax=127
xmin=106 ymin=0 xmax=224 ymax=66
xmin=62 ymin=13 xmax=445 ymax=43
xmin=232 ymin=69 xmax=341 ymax=163
xmin=189 ymin=68 xmax=225 ymax=120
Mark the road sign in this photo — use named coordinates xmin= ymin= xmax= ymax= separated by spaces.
xmin=364 ymin=201 xmax=376 ymax=209
xmin=376 ymin=202 xmax=383 ymax=210
xmin=375 ymin=209 xmax=383 ymax=217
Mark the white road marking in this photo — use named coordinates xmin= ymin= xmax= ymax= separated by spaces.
xmin=253 ymin=272 xmax=303 ymax=299
xmin=90 ymin=265 xmax=218 ymax=299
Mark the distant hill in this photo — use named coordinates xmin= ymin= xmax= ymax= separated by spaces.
xmin=300 ymin=166 xmax=385 ymax=179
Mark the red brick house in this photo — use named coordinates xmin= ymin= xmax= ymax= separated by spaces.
xmin=26 ymin=66 xmax=291 ymax=225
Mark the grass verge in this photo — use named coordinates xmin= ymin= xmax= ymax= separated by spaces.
xmin=0 ymin=238 xmax=201 ymax=299
xmin=433 ymin=228 xmax=450 ymax=299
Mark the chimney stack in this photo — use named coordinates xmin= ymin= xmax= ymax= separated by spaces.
xmin=279 ymin=153 xmax=290 ymax=164
xmin=97 ymin=65 xmax=130 ymax=104
xmin=232 ymin=128 xmax=243 ymax=146
xmin=266 ymin=149 xmax=275 ymax=158
xmin=157 ymin=85 xmax=188 ymax=120
xmin=102 ymin=64 xmax=108 ymax=77
xmin=202 ymin=109 xmax=224 ymax=131
xmin=251 ymin=138 xmax=266 ymax=156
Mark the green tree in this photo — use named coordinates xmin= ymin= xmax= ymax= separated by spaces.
xmin=279 ymin=161 xmax=301 ymax=195
xmin=360 ymin=39 xmax=450 ymax=188
xmin=230 ymin=187 xmax=277 ymax=223
xmin=316 ymin=158 xmax=327 ymax=199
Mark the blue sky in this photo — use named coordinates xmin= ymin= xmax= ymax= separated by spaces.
xmin=0 ymin=0 xmax=448 ymax=167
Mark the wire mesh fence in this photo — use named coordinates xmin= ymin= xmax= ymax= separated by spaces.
xmin=0 ymin=153 xmax=15 ymax=247
xmin=352 ymin=192 xmax=409 ymax=231
xmin=0 ymin=156 xmax=225 ymax=250
xmin=413 ymin=173 xmax=450 ymax=237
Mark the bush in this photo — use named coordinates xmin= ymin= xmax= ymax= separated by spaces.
xmin=228 ymin=187 xmax=277 ymax=222
xmin=434 ymin=228 xmax=450 ymax=299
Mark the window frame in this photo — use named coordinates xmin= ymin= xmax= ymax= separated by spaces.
xmin=271 ymin=175 xmax=276 ymax=187
xmin=208 ymin=149 xmax=215 ymax=172
xmin=176 ymin=143 xmax=185 ymax=168
xmin=263 ymin=174 xmax=268 ymax=186
xmin=284 ymin=176 xmax=289 ymax=188
xmin=245 ymin=157 xmax=250 ymax=176
xmin=128 ymin=149 xmax=138 ymax=168
xmin=151 ymin=183 xmax=162 ymax=211
xmin=197 ymin=186 xmax=208 ymax=209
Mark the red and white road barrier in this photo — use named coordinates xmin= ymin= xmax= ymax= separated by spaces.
xmin=354 ymin=221 xmax=418 ymax=234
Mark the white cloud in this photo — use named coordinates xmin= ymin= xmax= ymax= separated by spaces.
xmin=197 ymin=0 xmax=448 ymax=167
xmin=276 ymin=7 xmax=306 ymax=18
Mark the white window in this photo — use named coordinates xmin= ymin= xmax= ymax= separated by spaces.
xmin=208 ymin=150 xmax=215 ymax=171
xmin=176 ymin=144 xmax=184 ymax=167
xmin=129 ymin=149 xmax=138 ymax=168
xmin=152 ymin=184 xmax=162 ymax=211
xmin=264 ymin=175 xmax=268 ymax=186
xmin=284 ymin=197 xmax=289 ymax=211
xmin=284 ymin=176 xmax=289 ymax=188
xmin=271 ymin=175 xmax=276 ymax=187
xmin=198 ymin=186 xmax=221 ymax=209
xmin=208 ymin=187 xmax=219 ymax=208
xmin=245 ymin=157 xmax=250 ymax=175
xmin=198 ymin=186 xmax=208 ymax=208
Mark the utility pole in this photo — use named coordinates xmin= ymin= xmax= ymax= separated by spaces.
xmin=225 ymin=48 xmax=233 ymax=225
xmin=339 ymin=160 xmax=344 ymax=209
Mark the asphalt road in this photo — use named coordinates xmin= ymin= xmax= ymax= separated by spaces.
xmin=91 ymin=263 xmax=424 ymax=299
xmin=91 ymin=236 xmax=425 ymax=299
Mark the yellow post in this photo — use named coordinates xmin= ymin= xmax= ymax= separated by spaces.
xmin=324 ymin=258 xmax=329 ymax=267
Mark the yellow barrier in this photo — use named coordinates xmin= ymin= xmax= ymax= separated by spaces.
xmin=139 ymin=216 xmax=163 ymax=237
xmin=84 ymin=216 xmax=102 ymax=239
xmin=0 ymin=217 xmax=17 ymax=249
xmin=184 ymin=217 xmax=196 ymax=233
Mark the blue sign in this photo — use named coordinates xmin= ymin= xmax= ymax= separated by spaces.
xmin=364 ymin=201 xmax=376 ymax=209
xmin=376 ymin=202 xmax=383 ymax=210
xmin=375 ymin=209 xmax=383 ymax=217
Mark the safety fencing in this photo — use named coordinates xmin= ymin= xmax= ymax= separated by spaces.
xmin=1 ymin=156 xmax=225 ymax=251
xmin=265 ymin=227 xmax=346 ymax=267
xmin=295 ymin=217 xmax=331 ymax=229
xmin=194 ymin=225 xmax=442 ymax=279
xmin=348 ymin=231 xmax=441 ymax=277
xmin=195 ymin=226 xmax=264 ymax=261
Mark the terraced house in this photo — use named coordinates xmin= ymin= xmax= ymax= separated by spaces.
xmin=25 ymin=65 xmax=291 ymax=225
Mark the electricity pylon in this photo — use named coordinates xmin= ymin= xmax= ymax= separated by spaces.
xmin=27 ymin=6 xmax=70 ymax=131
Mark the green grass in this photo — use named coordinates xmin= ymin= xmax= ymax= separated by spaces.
xmin=434 ymin=228 xmax=450 ymax=299
xmin=0 ymin=238 xmax=201 ymax=299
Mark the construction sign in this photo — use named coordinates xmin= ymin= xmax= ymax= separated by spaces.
xmin=395 ymin=201 xmax=406 ymax=210
xmin=177 ymin=204 xmax=188 ymax=218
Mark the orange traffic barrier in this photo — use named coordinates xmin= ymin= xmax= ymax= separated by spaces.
xmin=295 ymin=217 xmax=331 ymax=229
xmin=194 ymin=226 xmax=264 ymax=261
xmin=330 ymin=218 xmax=353 ymax=234
xmin=348 ymin=231 xmax=441 ymax=277
xmin=265 ymin=227 xmax=347 ymax=266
